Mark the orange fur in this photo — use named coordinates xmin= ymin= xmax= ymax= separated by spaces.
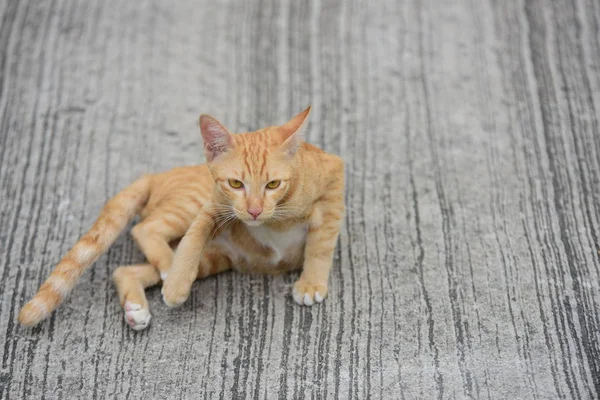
xmin=19 ymin=107 xmax=345 ymax=329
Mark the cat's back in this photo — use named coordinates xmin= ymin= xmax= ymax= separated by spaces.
xmin=299 ymin=143 xmax=344 ymax=176
xmin=295 ymin=144 xmax=344 ymax=203
xmin=152 ymin=165 xmax=212 ymax=192
xmin=141 ymin=164 xmax=214 ymax=218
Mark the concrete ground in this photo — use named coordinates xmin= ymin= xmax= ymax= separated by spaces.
xmin=1 ymin=0 xmax=600 ymax=398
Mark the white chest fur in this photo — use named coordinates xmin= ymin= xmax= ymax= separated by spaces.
xmin=213 ymin=223 xmax=308 ymax=266
xmin=247 ymin=224 xmax=308 ymax=263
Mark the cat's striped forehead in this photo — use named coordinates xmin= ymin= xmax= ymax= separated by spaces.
xmin=232 ymin=128 xmax=286 ymax=177
xmin=200 ymin=107 xmax=310 ymax=166
xmin=234 ymin=127 xmax=283 ymax=147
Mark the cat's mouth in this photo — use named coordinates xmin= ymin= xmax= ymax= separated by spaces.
xmin=244 ymin=220 xmax=263 ymax=227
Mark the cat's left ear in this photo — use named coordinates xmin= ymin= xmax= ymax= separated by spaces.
xmin=199 ymin=114 xmax=236 ymax=162
xmin=280 ymin=106 xmax=311 ymax=156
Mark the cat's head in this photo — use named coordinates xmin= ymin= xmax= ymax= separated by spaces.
xmin=199 ymin=107 xmax=310 ymax=226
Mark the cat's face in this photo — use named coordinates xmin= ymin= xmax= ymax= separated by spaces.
xmin=208 ymin=138 xmax=294 ymax=226
xmin=199 ymin=108 xmax=310 ymax=226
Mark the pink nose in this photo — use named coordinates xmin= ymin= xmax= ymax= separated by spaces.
xmin=248 ymin=207 xmax=262 ymax=220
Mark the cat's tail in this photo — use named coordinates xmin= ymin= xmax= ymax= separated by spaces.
xmin=18 ymin=175 xmax=153 ymax=327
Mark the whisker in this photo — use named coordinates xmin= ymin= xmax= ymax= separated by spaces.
xmin=213 ymin=212 xmax=237 ymax=233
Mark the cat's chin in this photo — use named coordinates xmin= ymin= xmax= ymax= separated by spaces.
xmin=244 ymin=220 xmax=263 ymax=227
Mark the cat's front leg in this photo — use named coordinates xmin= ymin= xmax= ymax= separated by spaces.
xmin=293 ymin=191 xmax=344 ymax=306
xmin=162 ymin=210 xmax=214 ymax=307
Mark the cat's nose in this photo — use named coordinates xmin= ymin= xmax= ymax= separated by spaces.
xmin=248 ymin=207 xmax=262 ymax=220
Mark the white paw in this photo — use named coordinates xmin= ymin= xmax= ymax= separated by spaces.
xmin=292 ymin=286 xmax=326 ymax=306
xmin=160 ymin=271 xmax=168 ymax=281
xmin=124 ymin=302 xmax=151 ymax=331
xmin=314 ymin=292 xmax=324 ymax=303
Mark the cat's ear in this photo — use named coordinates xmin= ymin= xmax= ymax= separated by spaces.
xmin=280 ymin=106 xmax=311 ymax=156
xmin=199 ymin=114 xmax=235 ymax=162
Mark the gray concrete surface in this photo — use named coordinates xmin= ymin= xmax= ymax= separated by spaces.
xmin=1 ymin=0 xmax=600 ymax=398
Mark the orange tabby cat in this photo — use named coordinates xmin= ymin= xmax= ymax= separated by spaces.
xmin=18 ymin=107 xmax=345 ymax=330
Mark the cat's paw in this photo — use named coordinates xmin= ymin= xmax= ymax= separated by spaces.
xmin=292 ymin=279 xmax=328 ymax=306
xmin=161 ymin=281 xmax=190 ymax=308
xmin=124 ymin=301 xmax=151 ymax=331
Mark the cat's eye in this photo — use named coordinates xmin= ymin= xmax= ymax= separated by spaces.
xmin=228 ymin=179 xmax=243 ymax=189
xmin=266 ymin=180 xmax=281 ymax=189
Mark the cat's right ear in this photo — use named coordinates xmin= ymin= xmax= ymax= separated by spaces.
xmin=199 ymin=115 xmax=235 ymax=162
xmin=280 ymin=106 xmax=311 ymax=156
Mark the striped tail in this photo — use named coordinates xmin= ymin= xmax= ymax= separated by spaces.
xmin=18 ymin=175 xmax=152 ymax=326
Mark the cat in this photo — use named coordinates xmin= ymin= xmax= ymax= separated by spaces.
xmin=18 ymin=107 xmax=345 ymax=330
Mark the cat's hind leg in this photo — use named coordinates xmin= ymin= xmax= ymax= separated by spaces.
xmin=196 ymin=249 xmax=232 ymax=279
xmin=131 ymin=217 xmax=189 ymax=280
xmin=113 ymin=264 xmax=160 ymax=330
